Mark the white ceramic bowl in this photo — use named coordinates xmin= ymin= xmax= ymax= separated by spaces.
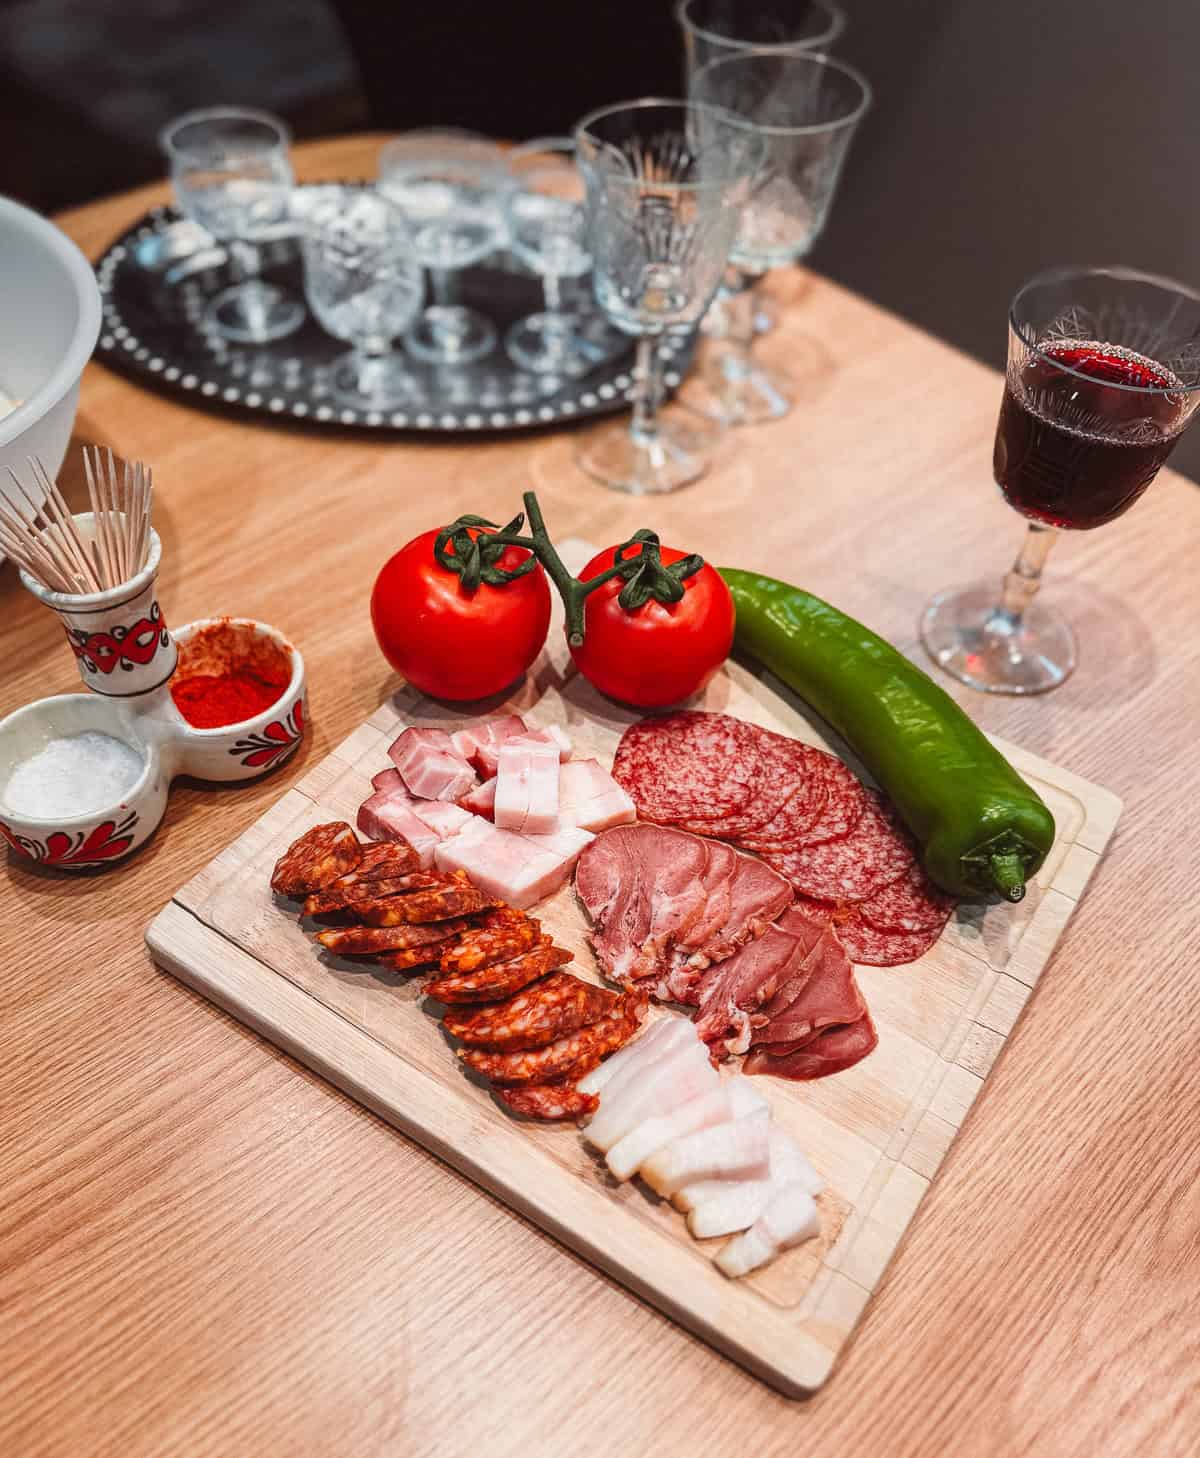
xmin=0 ymin=193 xmax=102 ymax=505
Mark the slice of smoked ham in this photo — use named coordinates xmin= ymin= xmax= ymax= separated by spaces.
xmin=691 ymin=923 xmax=815 ymax=1055
xmin=752 ymin=926 xmax=865 ymax=1049
xmin=743 ymin=1012 xmax=877 ymax=1080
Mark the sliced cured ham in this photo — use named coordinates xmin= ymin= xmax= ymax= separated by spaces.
xmin=691 ymin=922 xmax=815 ymax=1056
xmin=389 ymin=726 xmax=477 ymax=800
xmin=694 ymin=854 xmax=793 ymax=968
xmin=751 ymin=926 xmax=865 ymax=1050
xmin=743 ymin=1012 xmax=878 ymax=1079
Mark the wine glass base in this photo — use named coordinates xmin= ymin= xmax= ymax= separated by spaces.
xmin=504 ymin=313 xmax=592 ymax=377
xmin=404 ymin=306 xmax=496 ymax=366
xmin=575 ymin=405 xmax=723 ymax=495
xmin=205 ymin=283 xmax=305 ymax=344
xmin=920 ymin=581 xmax=1078 ymax=695
xmin=677 ymin=346 xmax=794 ymax=426
xmin=328 ymin=352 xmax=418 ymax=410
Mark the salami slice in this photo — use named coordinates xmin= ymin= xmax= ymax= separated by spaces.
xmin=736 ymin=744 xmax=829 ymax=851
xmin=458 ymin=988 xmax=647 ymax=1084
xmin=832 ymin=910 xmax=948 ymax=967
xmin=437 ymin=911 xmax=540 ymax=975
xmin=673 ymin=727 xmax=804 ymax=839
xmin=423 ymin=938 xmax=571 ymax=1003
xmin=270 ymin=822 xmax=362 ymax=896
xmin=768 ymin=790 xmax=915 ymax=902
xmin=793 ymin=752 xmax=871 ymax=847
xmin=612 ymin=712 xmax=760 ymax=823
xmin=495 ymin=1084 xmax=599 ymax=1121
xmin=858 ymin=861 xmax=957 ymax=934
xmin=443 ymin=972 xmax=616 ymax=1051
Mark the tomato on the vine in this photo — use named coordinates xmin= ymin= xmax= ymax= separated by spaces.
xmin=371 ymin=527 xmax=551 ymax=701
xmin=570 ymin=544 xmax=734 ymax=708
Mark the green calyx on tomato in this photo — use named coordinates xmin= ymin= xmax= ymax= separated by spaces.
xmin=426 ymin=492 xmax=732 ymax=709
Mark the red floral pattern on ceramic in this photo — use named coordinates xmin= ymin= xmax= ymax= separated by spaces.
xmin=0 ymin=810 xmax=139 ymax=865
xmin=229 ymin=697 xmax=305 ymax=770
xmin=66 ymin=601 xmax=171 ymax=676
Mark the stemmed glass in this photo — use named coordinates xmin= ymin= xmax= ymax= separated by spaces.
xmin=685 ymin=50 xmax=871 ymax=424
xmin=160 ymin=106 xmax=305 ymax=344
xmin=572 ymin=99 xmax=762 ymax=495
xmin=300 ymin=188 xmax=425 ymax=408
xmin=678 ymin=0 xmax=846 ymax=76
xmin=378 ymin=135 xmax=507 ymax=366
xmin=504 ymin=138 xmax=592 ymax=376
xmin=922 ymin=265 xmax=1200 ymax=694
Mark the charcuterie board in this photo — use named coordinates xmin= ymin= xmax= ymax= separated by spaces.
xmin=145 ymin=611 xmax=1120 ymax=1395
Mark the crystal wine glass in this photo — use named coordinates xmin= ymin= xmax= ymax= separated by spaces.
xmin=160 ymin=107 xmax=305 ymax=344
xmin=300 ymin=188 xmax=425 ymax=408
xmin=378 ymin=135 xmax=507 ymax=367
xmin=572 ymin=99 xmax=763 ymax=495
xmin=678 ymin=0 xmax=846 ymax=77
xmin=685 ymin=50 xmax=871 ymax=425
xmin=504 ymin=138 xmax=593 ymax=376
xmin=922 ymin=265 xmax=1200 ymax=694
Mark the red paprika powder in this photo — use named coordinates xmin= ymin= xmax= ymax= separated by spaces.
xmin=170 ymin=669 xmax=288 ymax=728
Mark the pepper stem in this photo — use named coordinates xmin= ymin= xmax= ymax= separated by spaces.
xmin=989 ymin=852 xmax=1027 ymax=903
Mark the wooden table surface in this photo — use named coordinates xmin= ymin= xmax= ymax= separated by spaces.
xmin=3 ymin=134 xmax=1198 ymax=1458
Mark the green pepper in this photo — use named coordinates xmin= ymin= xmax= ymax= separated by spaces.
xmin=719 ymin=569 xmax=1055 ymax=902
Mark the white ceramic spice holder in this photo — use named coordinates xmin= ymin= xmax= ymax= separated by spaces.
xmin=0 ymin=525 xmax=306 ymax=870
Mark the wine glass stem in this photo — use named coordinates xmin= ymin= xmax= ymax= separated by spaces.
xmin=543 ymin=271 xmax=562 ymax=313
xmin=232 ymin=239 xmax=262 ymax=281
xmin=430 ymin=267 xmax=454 ymax=307
xmin=631 ymin=336 xmax=663 ymax=444
xmin=997 ymin=522 xmax=1059 ymax=625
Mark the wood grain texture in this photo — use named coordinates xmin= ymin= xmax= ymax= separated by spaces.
xmin=145 ymin=656 xmax=1120 ymax=1395
xmin=1 ymin=134 xmax=1199 ymax=1455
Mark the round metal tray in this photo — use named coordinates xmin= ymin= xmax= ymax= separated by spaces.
xmin=93 ymin=187 xmax=689 ymax=435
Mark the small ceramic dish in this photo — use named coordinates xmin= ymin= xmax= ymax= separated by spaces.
xmin=0 ymin=617 xmax=306 ymax=870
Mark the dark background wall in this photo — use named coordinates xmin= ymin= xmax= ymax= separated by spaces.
xmin=3 ymin=0 xmax=1196 ymax=481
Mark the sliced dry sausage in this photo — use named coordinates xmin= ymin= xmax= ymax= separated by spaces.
xmin=271 ymin=822 xmax=361 ymax=896
xmin=442 ymin=972 xmax=616 ymax=1051
xmin=458 ymin=988 xmax=647 ymax=1084
xmin=303 ymin=869 xmax=451 ymax=917
xmin=315 ymin=917 xmax=473 ymax=955
xmin=423 ymin=938 xmax=571 ymax=1003
xmin=495 ymin=1084 xmax=599 ymax=1120
xmin=436 ymin=911 xmax=540 ymax=975
xmin=356 ymin=876 xmax=499 ymax=925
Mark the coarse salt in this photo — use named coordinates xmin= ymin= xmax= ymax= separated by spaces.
xmin=2 ymin=731 xmax=144 ymax=819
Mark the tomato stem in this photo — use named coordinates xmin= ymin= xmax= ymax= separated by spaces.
xmin=433 ymin=493 xmax=704 ymax=647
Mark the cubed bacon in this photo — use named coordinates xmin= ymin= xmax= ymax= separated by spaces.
xmin=388 ymin=726 xmax=477 ymax=800
xmin=409 ymin=799 xmax=475 ymax=840
xmin=356 ymin=792 xmax=441 ymax=867
xmin=458 ymin=777 xmax=497 ymax=819
xmin=494 ymin=738 xmax=560 ymax=834
xmin=476 ymin=724 xmax=570 ymax=777
xmin=435 ymin=819 xmax=594 ymax=911
xmin=371 ymin=768 xmax=405 ymax=794
xmin=558 ymin=758 xmax=636 ymax=834
xmin=451 ymin=715 xmax=528 ymax=774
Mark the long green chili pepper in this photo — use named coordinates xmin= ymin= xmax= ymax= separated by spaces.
xmin=720 ymin=568 xmax=1055 ymax=902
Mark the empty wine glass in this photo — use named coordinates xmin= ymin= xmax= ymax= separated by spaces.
xmin=160 ymin=106 xmax=304 ymax=344
xmin=379 ymin=135 xmax=507 ymax=366
xmin=573 ymin=99 xmax=763 ymax=495
xmin=504 ymin=138 xmax=592 ymax=376
xmin=922 ymin=265 xmax=1200 ymax=694
xmin=678 ymin=0 xmax=846 ymax=77
xmin=685 ymin=50 xmax=870 ymax=424
xmin=301 ymin=188 xmax=425 ymax=407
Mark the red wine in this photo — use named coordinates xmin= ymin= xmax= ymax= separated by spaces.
xmin=993 ymin=339 xmax=1186 ymax=529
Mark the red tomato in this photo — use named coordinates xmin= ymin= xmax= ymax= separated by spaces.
xmin=371 ymin=528 xmax=551 ymax=701
xmin=570 ymin=545 xmax=734 ymax=707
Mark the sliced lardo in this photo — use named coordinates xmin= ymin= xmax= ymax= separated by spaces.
xmin=606 ymin=1076 xmax=766 ymax=1182
xmin=584 ymin=1037 xmax=719 ymax=1152
xmin=356 ymin=793 xmax=441 ymax=866
xmin=451 ymin=714 xmax=527 ymax=774
xmin=685 ymin=1126 xmax=822 ymax=1240
xmin=435 ymin=819 xmax=593 ymax=910
xmin=640 ymin=1108 xmax=772 ymax=1197
xmin=714 ymin=1184 xmax=821 ymax=1278
xmin=576 ymin=1016 xmax=692 ymax=1099
xmin=494 ymin=737 xmax=560 ymax=834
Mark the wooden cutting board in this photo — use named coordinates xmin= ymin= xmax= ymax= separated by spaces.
xmin=145 ymin=634 xmax=1120 ymax=1396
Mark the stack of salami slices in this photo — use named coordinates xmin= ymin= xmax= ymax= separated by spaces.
xmin=612 ymin=712 xmax=956 ymax=967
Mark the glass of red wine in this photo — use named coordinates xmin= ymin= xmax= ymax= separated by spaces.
xmin=922 ymin=265 xmax=1200 ymax=694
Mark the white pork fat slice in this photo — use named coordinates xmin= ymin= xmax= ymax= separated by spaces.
xmin=584 ymin=1037 xmax=718 ymax=1152
xmin=434 ymin=819 xmax=592 ymax=911
xmin=576 ymin=1016 xmax=687 ymax=1098
xmin=494 ymin=738 xmax=560 ymax=834
xmin=558 ymin=758 xmax=636 ymax=833
xmin=451 ymin=715 xmax=527 ymax=774
xmin=714 ymin=1184 xmax=821 ymax=1279
xmin=639 ymin=1108 xmax=771 ymax=1197
xmin=389 ymin=726 xmax=476 ymax=800
xmin=356 ymin=792 xmax=441 ymax=867
xmin=675 ymin=1124 xmax=821 ymax=1216
xmin=409 ymin=799 xmax=475 ymax=840
xmin=607 ymin=1074 xmax=765 ymax=1182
